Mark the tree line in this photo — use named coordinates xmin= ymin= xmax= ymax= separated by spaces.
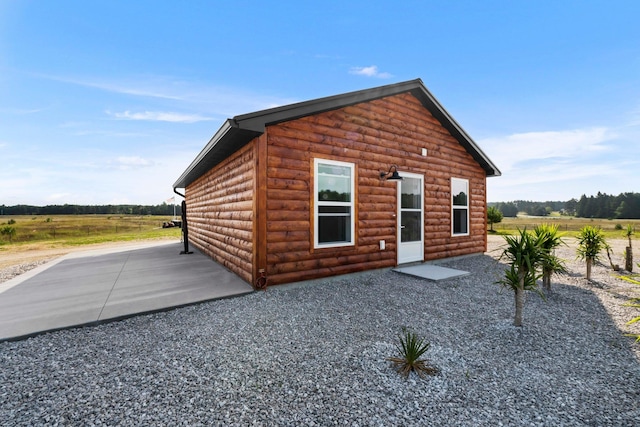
xmin=0 ymin=203 xmax=182 ymax=216
xmin=490 ymin=191 xmax=640 ymax=219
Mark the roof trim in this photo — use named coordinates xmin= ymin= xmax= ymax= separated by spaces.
xmin=173 ymin=78 xmax=500 ymax=189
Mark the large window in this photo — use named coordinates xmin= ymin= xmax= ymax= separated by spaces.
xmin=451 ymin=178 xmax=469 ymax=236
xmin=314 ymin=159 xmax=355 ymax=248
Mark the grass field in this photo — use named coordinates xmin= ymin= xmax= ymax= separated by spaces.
xmin=0 ymin=215 xmax=181 ymax=248
xmin=1 ymin=213 xmax=637 ymax=250
xmin=492 ymin=215 xmax=640 ymax=239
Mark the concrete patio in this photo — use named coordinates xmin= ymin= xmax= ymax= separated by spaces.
xmin=0 ymin=241 xmax=253 ymax=341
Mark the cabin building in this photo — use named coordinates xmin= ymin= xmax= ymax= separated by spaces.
xmin=173 ymin=79 xmax=500 ymax=287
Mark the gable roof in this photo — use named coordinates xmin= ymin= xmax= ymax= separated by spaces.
xmin=173 ymin=78 xmax=500 ymax=190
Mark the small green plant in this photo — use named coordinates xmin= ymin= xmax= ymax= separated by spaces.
xmin=617 ymin=274 xmax=640 ymax=342
xmin=7 ymin=219 xmax=16 ymax=225
xmin=1 ymin=225 xmax=16 ymax=243
xmin=615 ymin=224 xmax=623 ymax=231
xmin=605 ymin=243 xmax=620 ymax=271
xmin=387 ymin=328 xmax=439 ymax=379
xmin=576 ymin=226 xmax=607 ymax=281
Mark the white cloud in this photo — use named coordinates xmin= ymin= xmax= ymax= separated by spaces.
xmin=106 ymin=110 xmax=213 ymax=123
xmin=0 ymin=107 xmax=47 ymax=114
xmin=349 ymin=65 xmax=393 ymax=79
xmin=115 ymin=156 xmax=153 ymax=169
xmin=38 ymin=73 xmax=297 ymax=118
xmin=38 ymin=74 xmax=185 ymax=101
xmin=479 ymin=127 xmax=613 ymax=172
xmin=46 ymin=192 xmax=73 ymax=202
xmin=479 ymin=126 xmax=640 ymax=201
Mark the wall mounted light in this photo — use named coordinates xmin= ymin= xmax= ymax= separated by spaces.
xmin=379 ymin=165 xmax=403 ymax=181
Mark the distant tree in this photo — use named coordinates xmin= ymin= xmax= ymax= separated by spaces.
xmin=487 ymin=206 xmax=503 ymax=232
xmin=496 ymin=202 xmax=518 ymax=217
xmin=563 ymin=198 xmax=578 ymax=216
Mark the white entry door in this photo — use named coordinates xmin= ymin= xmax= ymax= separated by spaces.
xmin=397 ymin=173 xmax=424 ymax=264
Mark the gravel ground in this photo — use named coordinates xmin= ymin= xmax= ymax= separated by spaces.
xmin=1 ymin=237 xmax=639 ymax=426
xmin=0 ymin=261 xmax=51 ymax=284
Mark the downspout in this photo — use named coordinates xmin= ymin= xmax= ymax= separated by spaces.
xmin=173 ymin=187 xmax=192 ymax=255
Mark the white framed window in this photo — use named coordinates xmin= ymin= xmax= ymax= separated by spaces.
xmin=314 ymin=158 xmax=355 ymax=248
xmin=451 ymin=178 xmax=469 ymax=236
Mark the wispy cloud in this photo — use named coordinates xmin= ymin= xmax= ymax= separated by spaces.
xmin=46 ymin=192 xmax=73 ymax=202
xmin=480 ymin=127 xmax=613 ymax=172
xmin=349 ymin=65 xmax=393 ymax=78
xmin=106 ymin=110 xmax=213 ymax=123
xmin=0 ymin=107 xmax=47 ymax=115
xmin=114 ymin=156 xmax=154 ymax=170
xmin=479 ymin=126 xmax=638 ymax=200
xmin=36 ymin=73 xmax=297 ymax=117
xmin=37 ymin=73 xmax=185 ymax=101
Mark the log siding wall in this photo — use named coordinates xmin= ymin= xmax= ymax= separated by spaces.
xmin=264 ymin=92 xmax=487 ymax=285
xmin=185 ymin=142 xmax=255 ymax=283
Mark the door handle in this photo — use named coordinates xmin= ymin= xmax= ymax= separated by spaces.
xmin=400 ymin=225 xmax=406 ymax=229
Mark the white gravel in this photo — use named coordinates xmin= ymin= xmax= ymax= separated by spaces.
xmin=1 ymin=236 xmax=639 ymax=426
xmin=0 ymin=261 xmax=50 ymax=284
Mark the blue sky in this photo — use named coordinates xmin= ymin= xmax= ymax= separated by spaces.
xmin=1 ymin=0 xmax=639 ymax=206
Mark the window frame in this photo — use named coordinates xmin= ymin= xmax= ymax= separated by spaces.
xmin=451 ymin=177 xmax=470 ymax=236
xmin=313 ymin=158 xmax=356 ymax=249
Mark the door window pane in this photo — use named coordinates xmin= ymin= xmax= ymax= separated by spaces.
xmin=401 ymin=177 xmax=421 ymax=209
xmin=401 ymin=211 xmax=421 ymax=242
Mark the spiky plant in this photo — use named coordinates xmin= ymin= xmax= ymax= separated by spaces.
xmin=533 ymin=224 xmax=567 ymax=294
xmin=624 ymin=224 xmax=634 ymax=273
xmin=576 ymin=226 xmax=607 ymax=281
xmin=387 ymin=328 xmax=439 ymax=379
xmin=497 ymin=228 xmax=545 ymax=327
xmin=618 ymin=274 xmax=640 ymax=342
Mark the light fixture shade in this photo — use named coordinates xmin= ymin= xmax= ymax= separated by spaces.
xmin=380 ymin=165 xmax=403 ymax=180
xmin=387 ymin=170 xmax=403 ymax=180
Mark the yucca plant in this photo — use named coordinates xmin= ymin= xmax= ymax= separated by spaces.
xmin=624 ymin=224 xmax=634 ymax=273
xmin=618 ymin=274 xmax=640 ymax=342
xmin=533 ymin=224 xmax=567 ymax=294
xmin=576 ymin=226 xmax=607 ymax=281
xmin=497 ymin=228 xmax=545 ymax=327
xmin=387 ymin=328 xmax=438 ymax=379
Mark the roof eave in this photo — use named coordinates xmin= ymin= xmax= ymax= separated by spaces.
xmin=174 ymin=78 xmax=501 ymax=188
xmin=173 ymin=120 xmax=262 ymax=189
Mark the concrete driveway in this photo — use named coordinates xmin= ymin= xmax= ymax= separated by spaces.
xmin=0 ymin=241 xmax=253 ymax=341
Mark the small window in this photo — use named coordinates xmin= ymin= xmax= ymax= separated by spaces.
xmin=314 ymin=159 xmax=355 ymax=248
xmin=451 ymin=178 xmax=469 ymax=236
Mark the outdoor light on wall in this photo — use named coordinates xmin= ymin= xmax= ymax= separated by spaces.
xmin=379 ymin=165 xmax=403 ymax=181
